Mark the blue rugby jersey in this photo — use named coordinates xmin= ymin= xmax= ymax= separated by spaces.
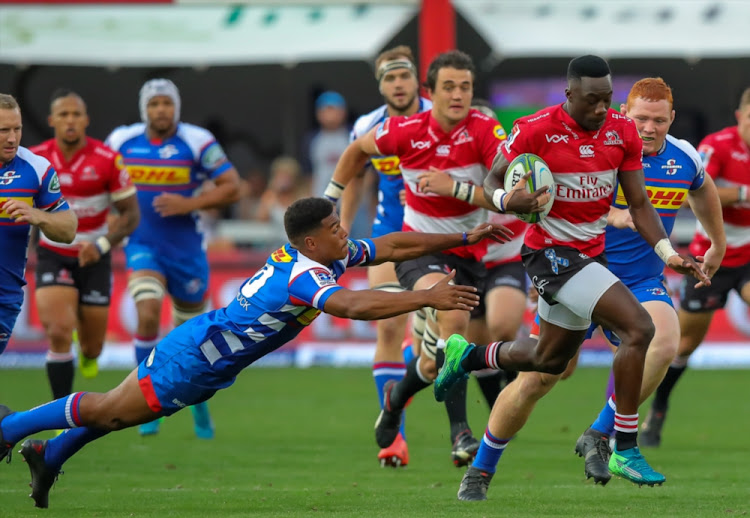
xmin=187 ymin=238 xmax=376 ymax=378
xmin=0 ymin=147 xmax=69 ymax=304
xmin=350 ymin=98 xmax=431 ymax=236
xmin=606 ymin=134 xmax=704 ymax=285
xmin=105 ymin=122 xmax=233 ymax=257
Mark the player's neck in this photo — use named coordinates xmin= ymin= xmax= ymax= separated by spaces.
xmin=146 ymin=124 xmax=177 ymax=142
xmin=387 ymin=99 xmax=420 ymax=118
xmin=56 ymin=137 xmax=87 ymax=162
xmin=432 ymin=112 xmax=462 ymax=134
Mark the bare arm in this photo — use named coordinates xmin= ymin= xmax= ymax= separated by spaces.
xmin=369 ymin=222 xmax=513 ymax=266
xmin=107 ymin=194 xmax=140 ymax=246
xmin=3 ymin=198 xmax=79 ymax=244
xmin=189 ymin=168 xmax=242 ymax=210
xmin=687 ymin=174 xmax=726 ymax=277
xmin=323 ymin=270 xmax=478 ymax=320
xmin=324 ymin=129 xmax=379 ymax=201
xmin=417 ymin=167 xmax=497 ymax=210
xmin=339 ymin=169 xmax=366 ymax=230
xmin=714 ymin=184 xmax=748 ymax=206
xmin=78 ymin=193 xmax=140 ymax=267
xmin=152 ymin=168 xmax=242 ymax=217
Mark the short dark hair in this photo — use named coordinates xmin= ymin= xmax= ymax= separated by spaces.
xmin=49 ymin=88 xmax=83 ymax=111
xmin=425 ymin=50 xmax=475 ymax=91
xmin=284 ymin=197 xmax=336 ymax=243
xmin=567 ymin=55 xmax=611 ymax=82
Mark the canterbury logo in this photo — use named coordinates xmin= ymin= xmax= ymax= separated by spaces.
xmin=579 ymin=145 xmax=595 ymax=157
xmin=545 ymin=134 xmax=569 ymax=143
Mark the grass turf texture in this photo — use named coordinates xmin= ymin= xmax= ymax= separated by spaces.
xmin=0 ymin=367 xmax=747 ymax=517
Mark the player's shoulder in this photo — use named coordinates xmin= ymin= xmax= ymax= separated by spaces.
xmin=87 ymin=137 xmax=118 ymax=160
xmin=605 ymin=108 xmax=637 ymax=130
xmin=15 ymin=146 xmax=52 ymax=177
xmin=516 ymin=105 xmax=557 ymax=127
xmin=353 ymin=105 xmax=389 ymax=138
xmin=28 ymin=139 xmax=55 ymax=156
xmin=176 ymin=122 xmax=216 ymax=146
xmin=106 ymin=123 xmax=146 ymax=151
xmin=701 ymin=125 xmax=738 ymax=148
xmin=665 ymin=134 xmax=702 ymax=168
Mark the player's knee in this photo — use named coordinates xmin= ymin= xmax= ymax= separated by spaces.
xmin=436 ymin=309 xmax=469 ymax=336
xmin=45 ymin=322 xmax=75 ymax=350
xmin=647 ymin=334 xmax=678 ymax=367
xmin=172 ymin=301 xmax=207 ymax=327
xmin=128 ymin=276 xmax=165 ymax=304
xmin=623 ymin=318 xmax=655 ymax=349
xmin=487 ymin=322 xmax=517 ymax=342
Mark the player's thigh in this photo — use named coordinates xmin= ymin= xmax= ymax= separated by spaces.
xmin=592 ymin=282 xmax=653 ymax=344
xmin=161 ymin=252 xmax=209 ymax=305
xmin=641 ymin=300 xmax=679 ymax=357
xmin=740 ymin=274 xmax=750 ymax=305
xmin=485 ymin=286 xmax=526 ymax=340
xmin=368 ymin=260 xmax=400 ymax=288
xmin=535 ymin=315 xmax=588 ymax=365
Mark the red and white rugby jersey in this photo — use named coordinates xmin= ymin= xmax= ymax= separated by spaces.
xmin=483 ymin=212 xmax=528 ymax=268
xmin=30 ymin=138 xmax=136 ymax=257
xmin=373 ymin=109 xmax=507 ymax=260
xmin=691 ymin=126 xmax=750 ymax=267
xmin=501 ymin=105 xmax=642 ymax=257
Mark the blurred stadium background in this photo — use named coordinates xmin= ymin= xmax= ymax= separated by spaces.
xmin=1 ymin=0 xmax=749 ymax=369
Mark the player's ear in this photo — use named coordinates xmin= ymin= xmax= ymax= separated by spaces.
xmin=670 ymin=109 xmax=676 ymax=124
xmin=619 ymin=103 xmax=627 ymax=115
xmin=47 ymin=115 xmax=54 ymax=128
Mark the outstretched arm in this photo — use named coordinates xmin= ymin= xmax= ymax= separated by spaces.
xmin=323 ymin=270 xmax=478 ymax=320
xmin=369 ymin=223 xmax=513 ymax=266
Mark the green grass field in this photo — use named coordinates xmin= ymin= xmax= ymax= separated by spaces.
xmin=0 ymin=367 xmax=748 ymax=517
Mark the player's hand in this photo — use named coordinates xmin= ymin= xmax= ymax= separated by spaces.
xmin=666 ymin=254 xmax=711 ymax=288
xmin=78 ymin=241 xmax=102 ymax=267
xmin=152 ymin=193 xmax=195 ymax=217
xmin=424 ymin=270 xmax=479 ymax=311
xmin=695 ymin=243 xmax=724 ymax=284
xmin=464 ymin=223 xmax=514 ymax=245
xmin=399 ymin=189 xmax=406 ymax=206
xmin=417 ymin=167 xmax=453 ymax=196
xmin=503 ymin=172 xmax=551 ymax=214
xmin=2 ymin=199 xmax=42 ymax=225
xmin=608 ymin=207 xmax=635 ymax=230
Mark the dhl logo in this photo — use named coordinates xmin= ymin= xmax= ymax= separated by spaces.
xmin=297 ymin=307 xmax=321 ymax=326
xmin=0 ymin=197 xmax=32 ymax=218
xmin=370 ymin=156 xmax=401 ymax=175
xmin=615 ymin=185 xmax=686 ymax=209
xmin=126 ymin=166 xmax=190 ymax=185
xmin=271 ymin=247 xmax=292 ymax=263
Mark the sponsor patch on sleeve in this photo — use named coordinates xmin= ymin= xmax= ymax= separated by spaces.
xmin=48 ymin=173 xmax=61 ymax=194
xmin=493 ymin=124 xmax=507 ymax=141
xmin=310 ymin=268 xmax=337 ymax=288
xmin=201 ymin=143 xmax=229 ymax=171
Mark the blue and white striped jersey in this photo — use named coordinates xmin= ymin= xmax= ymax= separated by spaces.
xmin=187 ymin=238 xmax=376 ymax=377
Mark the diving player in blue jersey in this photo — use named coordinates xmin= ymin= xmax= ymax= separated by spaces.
xmin=0 ymin=93 xmax=77 ymax=354
xmin=0 ymin=196 xmax=513 ymax=509
xmin=574 ymin=78 xmax=726 ymax=485
xmin=106 ymin=79 xmax=241 ymax=438
xmin=327 ymin=45 xmax=431 ymax=467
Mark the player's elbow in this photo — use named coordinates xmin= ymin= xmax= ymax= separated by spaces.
xmin=56 ymin=212 xmax=78 ymax=243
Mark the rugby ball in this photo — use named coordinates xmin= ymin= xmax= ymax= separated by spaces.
xmin=503 ymin=153 xmax=555 ymax=223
